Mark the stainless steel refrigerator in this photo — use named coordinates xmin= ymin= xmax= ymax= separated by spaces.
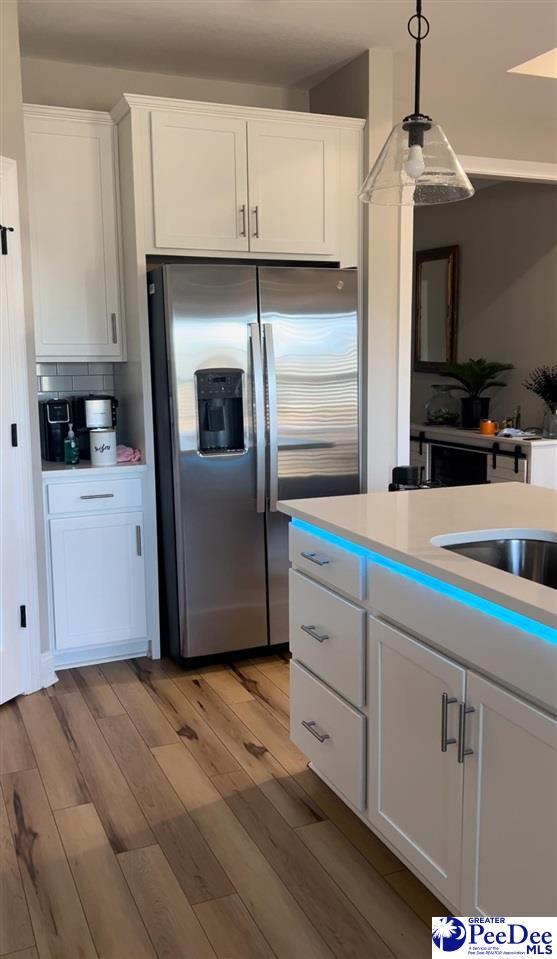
xmin=148 ymin=264 xmax=360 ymax=659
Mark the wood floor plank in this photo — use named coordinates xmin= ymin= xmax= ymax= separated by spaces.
xmin=70 ymin=666 xmax=126 ymax=719
xmin=213 ymin=769 xmax=393 ymax=959
xmin=17 ymin=691 xmax=89 ymax=810
xmin=230 ymin=662 xmax=290 ymax=729
xmin=0 ymin=788 xmax=35 ymax=955
xmin=230 ymin=698 xmax=307 ymax=774
xmin=2 ymin=947 xmax=38 ymax=959
xmin=385 ymin=869 xmax=450 ymax=925
xmin=99 ymin=714 xmax=233 ymax=904
xmin=1 ymin=768 xmax=97 ymax=959
xmin=199 ymin=665 xmax=254 ymax=705
xmin=0 ymin=702 xmax=35 ymax=775
xmin=50 ymin=690 xmax=154 ymax=853
xmin=128 ymin=660 xmax=239 ymax=777
xmin=153 ymin=743 xmax=334 ymax=959
xmin=119 ymin=844 xmax=216 ymax=959
xmin=294 ymin=765 xmax=402 ymax=876
xmin=56 ymin=803 xmax=155 ymax=959
xmin=173 ymin=675 xmax=322 ymax=829
xmin=194 ymin=894 xmax=276 ymax=959
xmin=254 ymin=659 xmax=290 ymax=696
xmin=101 ymin=661 xmax=179 ymax=747
xmin=297 ymin=820 xmax=431 ymax=959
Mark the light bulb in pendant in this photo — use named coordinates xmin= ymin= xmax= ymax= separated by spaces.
xmin=405 ymin=144 xmax=425 ymax=179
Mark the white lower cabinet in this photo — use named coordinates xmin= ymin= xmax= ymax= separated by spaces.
xmin=368 ymin=616 xmax=466 ymax=905
xmin=50 ymin=511 xmax=147 ymax=651
xmin=461 ymin=672 xmax=557 ymax=916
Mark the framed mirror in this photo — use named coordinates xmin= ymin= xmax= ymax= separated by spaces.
xmin=413 ymin=245 xmax=459 ymax=372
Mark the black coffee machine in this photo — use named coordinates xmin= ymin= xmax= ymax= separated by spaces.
xmin=39 ymin=398 xmax=71 ymax=462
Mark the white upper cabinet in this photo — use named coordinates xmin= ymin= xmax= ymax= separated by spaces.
xmin=151 ymin=111 xmax=249 ymax=251
xmin=24 ymin=107 xmax=123 ymax=361
xmin=247 ymin=120 xmax=339 ymax=256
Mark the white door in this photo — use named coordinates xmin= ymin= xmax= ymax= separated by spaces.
xmin=50 ymin=511 xmax=147 ymax=651
xmin=247 ymin=120 xmax=339 ymax=255
xmin=151 ymin=111 xmax=249 ymax=251
xmin=25 ymin=110 xmax=122 ymax=359
xmin=461 ymin=672 xmax=557 ymax=916
xmin=0 ymin=157 xmax=41 ymax=703
xmin=368 ymin=616 xmax=466 ymax=905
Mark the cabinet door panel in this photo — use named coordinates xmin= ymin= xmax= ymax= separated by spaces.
xmin=50 ymin=512 xmax=146 ymax=650
xmin=25 ymin=115 xmax=121 ymax=358
xmin=461 ymin=672 xmax=557 ymax=915
xmin=247 ymin=121 xmax=339 ymax=255
xmin=368 ymin=616 xmax=465 ymax=905
xmin=151 ymin=111 xmax=248 ymax=251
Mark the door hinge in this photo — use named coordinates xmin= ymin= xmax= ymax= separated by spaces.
xmin=11 ymin=424 xmax=18 ymax=447
xmin=0 ymin=224 xmax=15 ymax=255
xmin=20 ymin=605 xmax=27 ymax=628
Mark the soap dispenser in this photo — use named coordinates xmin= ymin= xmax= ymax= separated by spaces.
xmin=64 ymin=422 xmax=80 ymax=465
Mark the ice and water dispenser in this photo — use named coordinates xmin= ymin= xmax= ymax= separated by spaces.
xmin=195 ymin=369 xmax=245 ymax=454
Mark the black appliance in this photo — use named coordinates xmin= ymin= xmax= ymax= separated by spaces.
xmin=389 ymin=465 xmax=442 ymax=491
xmin=430 ymin=443 xmax=487 ymax=486
xmin=195 ymin=369 xmax=245 ymax=453
xmin=39 ymin=399 xmax=70 ymax=462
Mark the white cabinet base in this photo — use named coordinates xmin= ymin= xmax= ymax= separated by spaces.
xmin=53 ymin=639 xmax=149 ymax=670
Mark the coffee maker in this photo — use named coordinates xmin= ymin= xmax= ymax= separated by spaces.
xmin=39 ymin=399 xmax=71 ymax=462
xmin=72 ymin=395 xmax=118 ymax=459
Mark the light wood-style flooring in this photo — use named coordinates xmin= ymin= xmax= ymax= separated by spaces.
xmin=0 ymin=653 xmax=447 ymax=959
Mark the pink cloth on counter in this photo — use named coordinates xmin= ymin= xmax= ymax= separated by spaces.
xmin=116 ymin=445 xmax=142 ymax=464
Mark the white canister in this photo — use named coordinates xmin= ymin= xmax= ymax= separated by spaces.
xmin=90 ymin=429 xmax=117 ymax=466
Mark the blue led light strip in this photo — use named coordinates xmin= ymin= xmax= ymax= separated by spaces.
xmin=291 ymin=518 xmax=557 ymax=646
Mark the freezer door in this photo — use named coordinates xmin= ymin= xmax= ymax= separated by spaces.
xmin=259 ymin=267 xmax=360 ymax=645
xmin=159 ymin=264 xmax=268 ymax=658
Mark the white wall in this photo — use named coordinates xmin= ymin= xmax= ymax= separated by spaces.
xmin=21 ymin=56 xmax=309 ymax=113
xmin=411 ymin=181 xmax=557 ymax=428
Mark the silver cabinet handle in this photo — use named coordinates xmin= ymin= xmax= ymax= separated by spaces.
xmin=136 ymin=525 xmax=142 ymax=557
xmin=111 ymin=313 xmax=118 ymax=344
xmin=301 ymin=624 xmax=329 ymax=643
xmin=457 ymin=702 xmax=475 ymax=763
xmin=239 ymin=204 xmax=247 ymax=237
xmin=80 ymin=493 xmax=115 ymax=500
xmin=263 ymin=324 xmax=278 ymax=511
xmin=301 ymin=720 xmax=330 ymax=743
xmin=301 ymin=550 xmax=330 ymax=567
xmin=249 ymin=323 xmax=265 ymax=514
xmin=252 ymin=205 xmax=260 ymax=238
xmin=441 ymin=692 xmax=457 ymax=752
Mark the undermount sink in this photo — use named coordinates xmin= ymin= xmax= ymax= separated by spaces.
xmin=441 ymin=537 xmax=557 ymax=589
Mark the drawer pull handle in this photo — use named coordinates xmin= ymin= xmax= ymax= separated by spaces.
xmin=301 ymin=624 xmax=329 ymax=643
xmin=457 ymin=702 xmax=475 ymax=763
xmin=301 ymin=550 xmax=330 ymax=567
xmin=136 ymin=525 xmax=142 ymax=557
xmin=80 ymin=493 xmax=115 ymax=500
xmin=301 ymin=720 xmax=330 ymax=743
xmin=440 ymin=692 xmax=457 ymax=752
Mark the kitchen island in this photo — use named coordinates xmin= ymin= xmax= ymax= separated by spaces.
xmin=278 ymin=483 xmax=557 ymax=917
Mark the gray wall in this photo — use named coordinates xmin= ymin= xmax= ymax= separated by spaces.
xmin=21 ymin=56 xmax=309 ymax=112
xmin=411 ymin=181 xmax=557 ymax=428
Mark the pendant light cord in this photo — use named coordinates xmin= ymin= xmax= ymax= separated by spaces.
xmin=408 ymin=0 xmax=430 ymax=117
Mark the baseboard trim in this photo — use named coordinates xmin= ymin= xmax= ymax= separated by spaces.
xmin=53 ymin=639 xmax=150 ymax=670
xmin=40 ymin=650 xmax=57 ymax=689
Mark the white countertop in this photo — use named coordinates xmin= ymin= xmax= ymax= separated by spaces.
xmin=42 ymin=460 xmax=146 ymax=477
xmin=411 ymin=423 xmax=557 ymax=449
xmin=278 ymin=483 xmax=557 ymax=630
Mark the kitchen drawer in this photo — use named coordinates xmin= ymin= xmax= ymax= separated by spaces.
xmin=289 ymin=524 xmax=365 ymax=601
xmin=47 ymin=478 xmax=142 ymax=515
xmin=290 ymin=661 xmax=366 ymax=810
xmin=289 ymin=569 xmax=365 ymax=707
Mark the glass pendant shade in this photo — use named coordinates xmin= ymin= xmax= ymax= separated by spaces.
xmin=359 ymin=120 xmax=475 ymax=206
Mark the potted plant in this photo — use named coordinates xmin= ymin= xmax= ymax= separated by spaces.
xmin=437 ymin=357 xmax=514 ymax=429
xmin=523 ymin=365 xmax=557 ymax=437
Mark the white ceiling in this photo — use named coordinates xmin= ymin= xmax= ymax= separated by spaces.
xmin=18 ymin=1 xmax=557 ymax=122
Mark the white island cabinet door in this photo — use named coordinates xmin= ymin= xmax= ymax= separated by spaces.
xmin=25 ymin=111 xmax=122 ymax=359
xmin=247 ymin=120 xmax=339 ymax=256
xmin=150 ymin=111 xmax=249 ymax=251
xmin=461 ymin=672 xmax=557 ymax=916
xmin=50 ymin=511 xmax=147 ymax=651
xmin=368 ymin=616 xmax=466 ymax=906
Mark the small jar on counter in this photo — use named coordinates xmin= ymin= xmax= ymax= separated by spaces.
xmin=90 ymin=429 xmax=117 ymax=466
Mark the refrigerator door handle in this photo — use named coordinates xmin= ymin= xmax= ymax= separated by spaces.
xmin=263 ymin=323 xmax=278 ymax=512
xmin=249 ymin=322 xmax=266 ymax=513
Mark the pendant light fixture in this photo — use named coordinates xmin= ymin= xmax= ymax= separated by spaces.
xmin=359 ymin=0 xmax=475 ymax=206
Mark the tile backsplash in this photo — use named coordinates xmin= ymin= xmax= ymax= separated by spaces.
xmin=36 ymin=362 xmax=114 ymax=400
